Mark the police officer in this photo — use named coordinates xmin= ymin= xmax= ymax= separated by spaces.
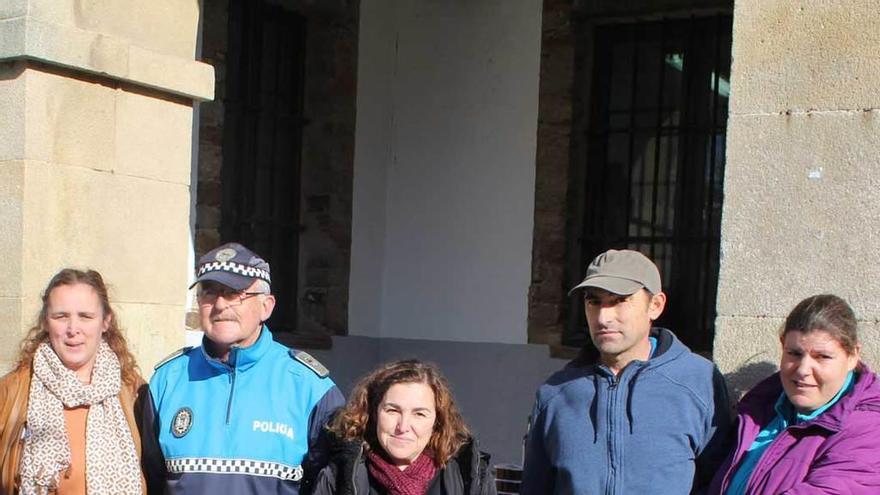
xmin=142 ymin=242 xmax=344 ymax=494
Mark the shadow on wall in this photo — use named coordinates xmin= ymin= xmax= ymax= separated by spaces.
xmin=724 ymin=360 xmax=778 ymax=402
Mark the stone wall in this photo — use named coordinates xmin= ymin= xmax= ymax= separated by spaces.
xmin=0 ymin=0 xmax=213 ymax=372
xmin=196 ymin=0 xmax=357 ymax=341
xmin=715 ymin=0 xmax=880 ymax=392
xmin=528 ymin=0 xmax=574 ymax=349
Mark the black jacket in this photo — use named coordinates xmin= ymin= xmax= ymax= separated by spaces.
xmin=311 ymin=438 xmax=496 ymax=495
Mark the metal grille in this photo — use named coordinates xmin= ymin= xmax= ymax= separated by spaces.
xmin=566 ymin=15 xmax=732 ymax=353
xmin=221 ymin=0 xmax=307 ymax=333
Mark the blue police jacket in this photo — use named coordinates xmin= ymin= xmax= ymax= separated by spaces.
xmin=142 ymin=326 xmax=344 ymax=495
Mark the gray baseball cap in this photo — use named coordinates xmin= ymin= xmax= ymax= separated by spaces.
xmin=569 ymin=249 xmax=661 ymax=296
xmin=190 ymin=242 xmax=271 ymax=291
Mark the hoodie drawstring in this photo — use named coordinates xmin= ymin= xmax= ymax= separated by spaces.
xmin=590 ymin=374 xmax=600 ymax=443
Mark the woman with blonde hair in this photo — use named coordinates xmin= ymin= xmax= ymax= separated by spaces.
xmin=0 ymin=269 xmax=146 ymax=494
xmin=312 ymin=359 xmax=496 ymax=495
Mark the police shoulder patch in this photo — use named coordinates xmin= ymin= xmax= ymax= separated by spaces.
xmin=154 ymin=346 xmax=193 ymax=370
xmin=289 ymin=349 xmax=329 ymax=378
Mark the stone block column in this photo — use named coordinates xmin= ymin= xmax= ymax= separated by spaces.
xmin=715 ymin=0 xmax=880 ymax=393
xmin=0 ymin=0 xmax=213 ymax=373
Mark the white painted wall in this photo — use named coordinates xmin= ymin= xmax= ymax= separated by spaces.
xmin=349 ymin=0 xmax=542 ymax=344
xmin=348 ymin=0 xmax=396 ymax=339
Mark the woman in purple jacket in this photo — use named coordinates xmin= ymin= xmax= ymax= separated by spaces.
xmin=709 ymin=294 xmax=880 ymax=494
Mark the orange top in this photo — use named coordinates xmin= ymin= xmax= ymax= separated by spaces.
xmin=58 ymin=406 xmax=89 ymax=495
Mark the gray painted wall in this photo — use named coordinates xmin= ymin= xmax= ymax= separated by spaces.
xmin=310 ymin=336 xmax=568 ymax=465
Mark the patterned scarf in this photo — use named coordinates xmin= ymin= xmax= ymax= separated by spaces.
xmin=19 ymin=342 xmax=142 ymax=495
xmin=366 ymin=450 xmax=437 ymax=495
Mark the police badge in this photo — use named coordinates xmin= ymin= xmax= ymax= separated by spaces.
xmin=172 ymin=407 xmax=193 ymax=438
xmin=214 ymin=248 xmax=237 ymax=262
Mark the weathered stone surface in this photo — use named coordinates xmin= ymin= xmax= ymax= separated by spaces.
xmin=195 ymin=204 xmax=220 ymax=230
xmin=0 ymin=0 xmax=207 ymax=378
xmin=127 ymin=44 xmax=215 ymax=101
xmin=23 ymin=69 xmax=116 ymax=171
xmin=731 ymin=0 xmax=880 ymax=114
xmin=194 ymin=229 xmax=220 ymax=257
xmin=114 ymin=302 xmax=187 ymax=379
xmin=0 ymin=62 xmax=25 ymax=161
xmin=0 ymin=0 xmax=27 ymax=20
xmin=861 ymin=321 xmax=880 ymax=370
xmin=19 ymin=161 xmax=190 ymax=306
xmin=528 ymin=0 xmax=574 ymax=344
xmin=714 ymin=315 xmax=783 ymax=395
xmin=0 ymin=297 xmax=24 ymax=373
xmin=24 ymin=0 xmax=199 ymax=61
xmin=718 ymin=112 xmax=880 ymax=320
xmin=116 ymin=89 xmax=192 ymax=184
xmin=0 ymin=161 xmax=24 ymax=298
xmin=0 ymin=16 xmax=214 ymax=101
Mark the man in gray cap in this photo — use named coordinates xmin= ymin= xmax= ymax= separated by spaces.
xmin=521 ymin=249 xmax=730 ymax=495
xmin=142 ymin=242 xmax=344 ymax=495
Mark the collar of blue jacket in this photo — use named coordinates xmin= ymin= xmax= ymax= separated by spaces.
xmin=200 ymin=324 xmax=272 ymax=372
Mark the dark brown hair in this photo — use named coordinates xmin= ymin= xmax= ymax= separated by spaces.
xmin=16 ymin=268 xmax=142 ymax=386
xmin=782 ymin=294 xmax=859 ymax=355
xmin=327 ymin=359 xmax=470 ymax=466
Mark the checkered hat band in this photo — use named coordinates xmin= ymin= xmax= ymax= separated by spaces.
xmin=166 ymin=457 xmax=302 ymax=481
xmin=196 ymin=261 xmax=271 ymax=283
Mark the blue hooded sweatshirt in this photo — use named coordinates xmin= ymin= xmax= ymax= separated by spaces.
xmin=522 ymin=328 xmax=731 ymax=495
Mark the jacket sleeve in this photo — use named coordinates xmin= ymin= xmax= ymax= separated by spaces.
xmin=139 ymin=386 xmax=167 ymax=495
xmin=694 ymin=366 xmax=733 ymax=493
xmin=479 ymin=454 xmax=498 ymax=495
xmin=301 ymin=385 xmax=345 ymax=493
xmin=780 ymin=413 xmax=880 ymax=495
xmin=309 ymin=463 xmax=337 ymax=495
xmin=520 ymin=397 xmax=554 ymax=495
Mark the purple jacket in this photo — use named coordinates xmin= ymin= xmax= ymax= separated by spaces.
xmin=709 ymin=364 xmax=880 ymax=494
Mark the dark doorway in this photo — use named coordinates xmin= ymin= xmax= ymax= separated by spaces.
xmin=220 ymin=0 xmax=307 ymax=333
xmin=566 ymin=15 xmax=732 ymax=353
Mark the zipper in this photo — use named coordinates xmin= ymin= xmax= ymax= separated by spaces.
xmin=605 ymin=374 xmax=618 ymax=495
xmin=225 ymin=345 xmax=240 ymax=425
xmin=352 ymin=443 xmax=364 ymax=495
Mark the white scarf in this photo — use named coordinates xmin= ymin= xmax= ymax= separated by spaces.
xmin=19 ymin=341 xmax=142 ymax=495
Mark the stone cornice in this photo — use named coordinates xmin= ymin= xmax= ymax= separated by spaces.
xmin=0 ymin=16 xmax=214 ymax=101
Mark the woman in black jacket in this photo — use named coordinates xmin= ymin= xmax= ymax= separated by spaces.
xmin=312 ymin=360 xmax=496 ymax=495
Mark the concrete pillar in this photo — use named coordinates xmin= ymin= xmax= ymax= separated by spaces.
xmin=715 ymin=0 xmax=880 ymax=392
xmin=0 ymin=0 xmax=213 ymax=373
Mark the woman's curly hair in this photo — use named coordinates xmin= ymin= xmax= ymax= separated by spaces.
xmin=15 ymin=268 xmax=142 ymax=386
xmin=328 ymin=359 xmax=470 ymax=466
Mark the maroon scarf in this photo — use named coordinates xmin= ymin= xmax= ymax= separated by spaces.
xmin=366 ymin=449 xmax=438 ymax=495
